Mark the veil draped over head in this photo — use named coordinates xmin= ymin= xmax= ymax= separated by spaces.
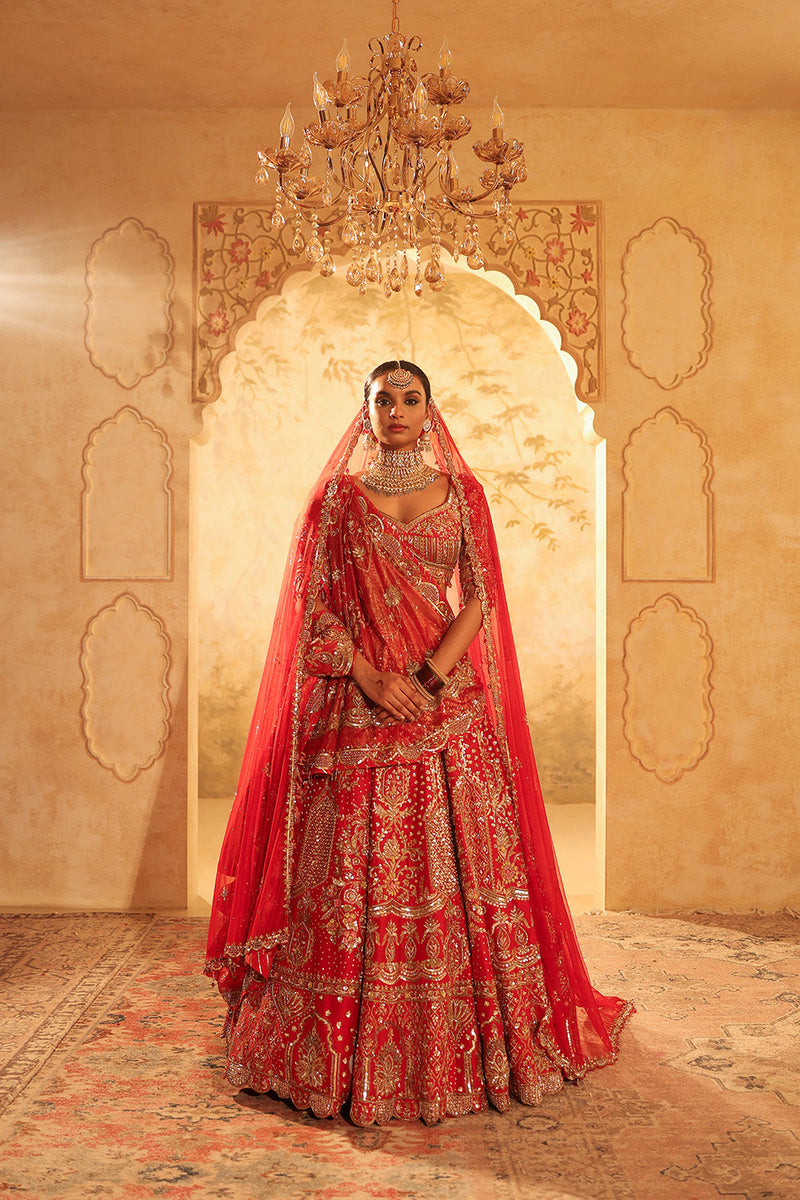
xmin=205 ymin=403 xmax=629 ymax=1078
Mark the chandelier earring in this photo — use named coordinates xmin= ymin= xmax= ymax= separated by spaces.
xmin=418 ymin=413 xmax=433 ymax=453
xmin=361 ymin=408 xmax=377 ymax=450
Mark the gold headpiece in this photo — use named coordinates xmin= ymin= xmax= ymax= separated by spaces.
xmin=386 ymin=365 xmax=415 ymax=388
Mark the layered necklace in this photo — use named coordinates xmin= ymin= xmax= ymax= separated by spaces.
xmin=361 ymin=444 xmax=439 ymax=496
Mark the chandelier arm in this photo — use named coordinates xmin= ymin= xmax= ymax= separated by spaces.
xmin=290 ymin=175 xmax=350 ymax=214
xmin=366 ymin=142 xmax=389 ymax=206
xmin=440 ymin=188 xmax=511 ymax=219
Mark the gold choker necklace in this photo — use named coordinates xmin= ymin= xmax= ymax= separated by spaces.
xmin=361 ymin=446 xmax=439 ymax=496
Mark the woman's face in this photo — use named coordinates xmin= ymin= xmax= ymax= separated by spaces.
xmin=367 ymin=373 xmax=429 ymax=451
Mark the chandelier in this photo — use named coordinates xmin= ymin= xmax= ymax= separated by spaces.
xmin=255 ymin=0 xmax=526 ymax=297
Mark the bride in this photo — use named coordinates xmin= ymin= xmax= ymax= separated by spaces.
xmin=205 ymin=359 xmax=632 ymax=1126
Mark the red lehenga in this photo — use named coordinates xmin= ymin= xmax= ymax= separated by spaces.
xmin=205 ymin=409 xmax=632 ymax=1126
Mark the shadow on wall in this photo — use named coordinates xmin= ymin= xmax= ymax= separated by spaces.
xmin=195 ymin=269 xmax=596 ymax=804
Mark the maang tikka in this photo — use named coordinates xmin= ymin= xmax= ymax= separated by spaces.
xmin=386 ymin=365 xmax=415 ymax=389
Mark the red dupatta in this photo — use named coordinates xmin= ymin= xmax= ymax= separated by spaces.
xmin=205 ymin=407 xmax=631 ymax=1077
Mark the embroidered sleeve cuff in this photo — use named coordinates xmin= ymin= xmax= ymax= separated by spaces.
xmin=305 ymin=610 xmax=356 ymax=677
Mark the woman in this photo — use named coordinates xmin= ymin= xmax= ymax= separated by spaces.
xmin=205 ymin=360 xmax=632 ymax=1126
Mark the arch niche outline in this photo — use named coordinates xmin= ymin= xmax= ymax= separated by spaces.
xmin=191 ymin=202 xmax=607 ymax=903
xmin=193 ymin=201 xmax=604 ymax=408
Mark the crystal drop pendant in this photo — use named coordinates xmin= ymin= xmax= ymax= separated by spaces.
xmin=305 ymin=237 xmax=324 ymax=263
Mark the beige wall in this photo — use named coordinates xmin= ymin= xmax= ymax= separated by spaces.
xmin=2 ymin=106 xmax=798 ymax=911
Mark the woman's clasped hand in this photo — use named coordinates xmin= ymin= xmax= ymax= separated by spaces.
xmin=351 ymin=653 xmax=431 ymax=724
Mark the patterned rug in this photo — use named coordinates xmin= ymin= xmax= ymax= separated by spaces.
xmin=0 ymin=910 xmax=798 ymax=1199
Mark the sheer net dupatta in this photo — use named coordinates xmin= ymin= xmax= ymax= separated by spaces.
xmin=430 ymin=408 xmax=633 ymax=1079
xmin=205 ymin=401 xmax=632 ymax=1079
xmin=204 ymin=415 xmax=364 ymax=1008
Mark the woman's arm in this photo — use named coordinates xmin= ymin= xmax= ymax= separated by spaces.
xmin=427 ymin=596 xmax=483 ymax=677
xmin=368 ymin=597 xmax=484 ymax=726
xmin=308 ymin=594 xmax=424 ymax=723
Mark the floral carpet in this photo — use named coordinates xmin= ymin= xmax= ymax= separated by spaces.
xmin=0 ymin=910 xmax=798 ymax=1199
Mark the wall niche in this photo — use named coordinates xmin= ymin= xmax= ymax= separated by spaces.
xmin=622 ymin=407 xmax=714 ymax=581
xmin=81 ymin=406 xmax=172 ymax=580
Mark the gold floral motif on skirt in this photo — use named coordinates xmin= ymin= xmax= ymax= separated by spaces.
xmin=223 ymin=718 xmax=566 ymax=1125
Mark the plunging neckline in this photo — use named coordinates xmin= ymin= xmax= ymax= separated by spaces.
xmin=350 ymin=475 xmax=453 ymax=528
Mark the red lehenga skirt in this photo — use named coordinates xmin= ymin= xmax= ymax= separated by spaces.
xmin=222 ymin=717 xmax=616 ymax=1126
xmin=212 ymin=476 xmax=631 ymax=1124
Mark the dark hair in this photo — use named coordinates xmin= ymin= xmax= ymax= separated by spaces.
xmin=363 ymin=360 xmax=432 ymax=404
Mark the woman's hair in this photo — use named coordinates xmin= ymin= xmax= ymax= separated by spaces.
xmin=364 ymin=360 xmax=432 ymax=404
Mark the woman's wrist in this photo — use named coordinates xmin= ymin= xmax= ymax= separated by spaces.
xmin=350 ymin=651 xmax=376 ymax=690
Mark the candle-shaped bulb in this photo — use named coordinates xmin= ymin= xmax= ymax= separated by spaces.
xmin=312 ymin=73 xmax=327 ymax=111
xmin=438 ymin=36 xmax=451 ymax=73
xmin=413 ymin=80 xmax=427 ymax=112
xmin=336 ymin=39 xmax=351 ymax=75
xmin=279 ymin=102 xmax=295 ymax=144
xmin=492 ymin=95 xmax=505 ymax=136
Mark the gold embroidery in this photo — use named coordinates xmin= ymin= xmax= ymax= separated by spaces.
xmin=294 ymin=778 xmax=337 ymax=893
xmin=295 ymin=1028 xmax=327 ymax=1091
xmin=373 ymin=1035 xmax=403 ymax=1097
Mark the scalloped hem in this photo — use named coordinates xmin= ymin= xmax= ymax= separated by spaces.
xmin=221 ymin=1001 xmax=635 ymax=1126
xmin=225 ymin=1059 xmax=576 ymax=1127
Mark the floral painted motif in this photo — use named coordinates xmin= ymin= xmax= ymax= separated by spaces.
xmin=229 ymin=238 xmax=251 ymax=265
xmin=544 ymin=237 xmax=566 ymax=266
xmin=206 ymin=308 xmax=230 ymax=336
xmin=199 ymin=204 xmax=226 ymax=235
xmin=566 ymin=307 xmax=590 ymax=337
xmin=570 ymin=206 xmax=595 ymax=235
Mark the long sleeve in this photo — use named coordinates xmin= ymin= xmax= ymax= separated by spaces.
xmin=304 ymin=603 xmax=355 ymax=677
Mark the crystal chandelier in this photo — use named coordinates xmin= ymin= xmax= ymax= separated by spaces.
xmin=255 ymin=0 xmax=526 ymax=297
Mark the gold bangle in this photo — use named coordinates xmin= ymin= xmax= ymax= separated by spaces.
xmin=425 ymin=657 xmax=449 ymax=686
xmin=410 ymin=673 xmax=435 ymax=700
